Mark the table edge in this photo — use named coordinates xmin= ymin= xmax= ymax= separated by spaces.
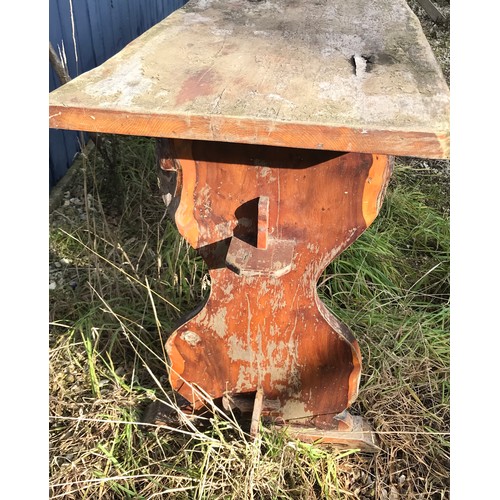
xmin=49 ymin=105 xmax=450 ymax=159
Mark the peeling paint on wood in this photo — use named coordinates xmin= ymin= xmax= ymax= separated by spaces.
xmin=163 ymin=139 xmax=391 ymax=424
xmin=48 ymin=0 xmax=447 ymax=443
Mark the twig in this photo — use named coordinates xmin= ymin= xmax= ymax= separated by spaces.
xmin=414 ymin=0 xmax=445 ymax=24
xmin=49 ymin=42 xmax=116 ymax=171
xmin=49 ymin=43 xmax=71 ymax=85
xmin=250 ymin=387 xmax=264 ymax=439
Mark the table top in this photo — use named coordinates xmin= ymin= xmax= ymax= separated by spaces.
xmin=49 ymin=0 xmax=449 ymax=159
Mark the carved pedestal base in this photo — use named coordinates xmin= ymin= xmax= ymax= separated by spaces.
xmin=156 ymin=139 xmax=392 ymax=450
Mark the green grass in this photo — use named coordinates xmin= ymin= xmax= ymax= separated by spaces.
xmin=49 ymin=134 xmax=449 ymax=499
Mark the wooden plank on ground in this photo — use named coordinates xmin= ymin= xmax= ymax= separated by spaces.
xmin=415 ymin=0 xmax=446 ymax=24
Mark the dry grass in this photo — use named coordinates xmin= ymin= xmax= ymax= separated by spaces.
xmin=48 ymin=144 xmax=450 ymax=499
xmin=48 ymin=151 xmax=449 ymax=499
xmin=48 ymin=3 xmax=450 ymax=499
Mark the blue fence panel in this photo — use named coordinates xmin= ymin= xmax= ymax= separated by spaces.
xmin=49 ymin=0 xmax=187 ymax=191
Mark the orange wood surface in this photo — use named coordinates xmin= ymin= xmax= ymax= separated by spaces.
xmin=161 ymin=140 xmax=392 ymax=425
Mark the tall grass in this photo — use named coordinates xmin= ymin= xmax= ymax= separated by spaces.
xmin=49 ymin=133 xmax=449 ymax=499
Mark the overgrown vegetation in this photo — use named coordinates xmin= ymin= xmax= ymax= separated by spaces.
xmin=49 ymin=138 xmax=449 ymax=499
xmin=49 ymin=3 xmax=450 ymax=499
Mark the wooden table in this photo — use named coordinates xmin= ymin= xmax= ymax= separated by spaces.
xmin=49 ymin=0 xmax=449 ymax=449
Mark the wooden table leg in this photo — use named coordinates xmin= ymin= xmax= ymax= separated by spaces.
xmin=157 ymin=139 xmax=392 ymax=449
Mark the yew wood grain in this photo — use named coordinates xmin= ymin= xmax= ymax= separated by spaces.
xmin=161 ymin=139 xmax=392 ymax=423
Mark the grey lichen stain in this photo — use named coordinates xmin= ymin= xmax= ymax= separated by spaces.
xmin=280 ymin=398 xmax=312 ymax=420
xmin=211 ymin=307 xmax=228 ymax=338
xmin=222 ymin=281 xmax=234 ymax=297
xmin=265 ymin=339 xmax=296 ymax=382
xmin=197 ymin=184 xmax=212 ymax=217
xmin=85 ymin=53 xmax=152 ymax=108
xmin=182 ymin=12 xmax=212 ymax=26
xmin=270 ymin=285 xmax=286 ymax=312
xmin=195 ymin=305 xmax=227 ymax=339
xmin=228 ymin=335 xmax=253 ymax=362
xmin=213 ymin=221 xmax=235 ymax=240
xmin=256 ymin=278 xmax=286 ymax=312
xmin=235 ymin=365 xmax=253 ymax=390
xmin=259 ymin=166 xmax=277 ymax=181
xmin=273 ymin=261 xmax=292 ymax=277
xmin=181 ymin=330 xmax=201 ymax=346
xmin=306 ymin=242 xmax=320 ymax=254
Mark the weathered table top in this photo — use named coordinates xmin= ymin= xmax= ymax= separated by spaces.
xmin=49 ymin=0 xmax=449 ymax=158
